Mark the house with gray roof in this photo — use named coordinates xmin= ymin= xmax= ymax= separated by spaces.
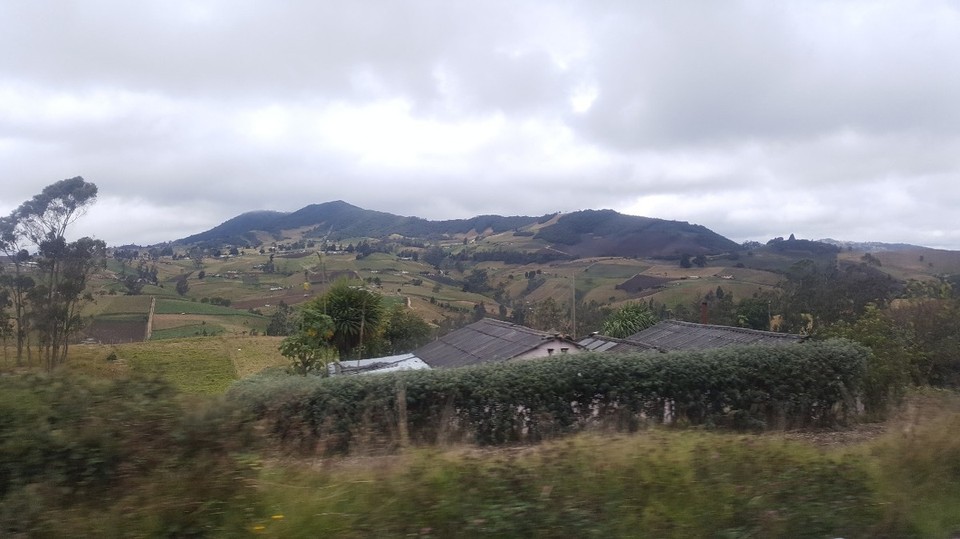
xmin=334 ymin=319 xmax=805 ymax=375
xmin=414 ymin=318 xmax=583 ymax=369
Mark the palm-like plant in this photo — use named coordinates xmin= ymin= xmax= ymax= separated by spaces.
xmin=600 ymin=303 xmax=658 ymax=338
xmin=319 ymin=280 xmax=385 ymax=359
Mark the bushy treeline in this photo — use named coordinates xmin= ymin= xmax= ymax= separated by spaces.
xmin=228 ymin=340 xmax=869 ymax=454
xmin=0 ymin=374 xmax=255 ymax=536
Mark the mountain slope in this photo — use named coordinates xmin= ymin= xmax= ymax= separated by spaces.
xmin=534 ymin=209 xmax=741 ymax=257
xmin=177 ymin=210 xmax=288 ymax=246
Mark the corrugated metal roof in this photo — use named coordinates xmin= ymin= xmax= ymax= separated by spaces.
xmin=415 ymin=318 xmax=577 ymax=369
xmin=626 ymin=320 xmax=805 ymax=351
xmin=577 ymin=335 xmax=661 ymax=353
xmin=329 ymin=353 xmax=431 ymax=376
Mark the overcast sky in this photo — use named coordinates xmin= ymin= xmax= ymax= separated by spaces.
xmin=2 ymin=1 xmax=959 ymax=249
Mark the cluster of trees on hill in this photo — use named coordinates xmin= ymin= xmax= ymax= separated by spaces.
xmin=766 ymin=234 xmax=841 ymax=255
xmin=613 ymin=255 xmax=905 ymax=335
xmin=113 ymin=248 xmax=160 ymax=295
xmin=0 ymin=178 xmax=105 ymax=369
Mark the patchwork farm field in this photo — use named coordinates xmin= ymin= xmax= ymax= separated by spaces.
xmin=82 ymin=295 xmax=153 ymax=343
xmin=85 ymin=317 xmax=149 ymax=344
xmin=87 ymin=294 xmax=153 ymax=316
xmin=151 ymin=298 xmax=269 ymax=339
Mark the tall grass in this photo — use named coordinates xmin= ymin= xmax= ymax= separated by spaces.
xmin=867 ymin=389 xmax=960 ymax=537
xmin=248 ymin=431 xmax=901 ymax=538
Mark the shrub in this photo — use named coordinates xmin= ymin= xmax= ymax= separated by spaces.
xmin=0 ymin=374 xmax=256 ymax=536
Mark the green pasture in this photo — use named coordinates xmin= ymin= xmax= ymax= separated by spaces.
xmin=842 ymin=248 xmax=960 ymax=281
xmin=582 ymin=260 xmax=649 ymax=279
xmin=155 ymin=298 xmax=261 ymax=316
xmin=117 ymin=338 xmax=239 ymax=394
xmin=56 ymin=336 xmax=287 ymax=391
xmin=179 ymin=278 xmax=287 ymax=305
xmin=723 ymin=266 xmax=783 ymax=286
xmin=471 ymin=231 xmax=547 ymax=251
xmin=740 ymin=250 xmax=838 ymax=273
xmin=92 ymin=313 xmax=149 ymax=324
xmin=150 ymin=323 xmax=226 ymax=340
xmin=642 ymin=278 xmax=769 ymax=307
xmin=354 ymin=252 xmax=428 ymax=272
xmin=86 ymin=294 xmax=153 ymax=316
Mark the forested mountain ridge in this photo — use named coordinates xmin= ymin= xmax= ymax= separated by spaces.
xmin=177 ymin=201 xmax=545 ymax=246
xmin=534 ymin=209 xmax=740 ymax=257
xmin=176 ymin=201 xmax=740 ymax=258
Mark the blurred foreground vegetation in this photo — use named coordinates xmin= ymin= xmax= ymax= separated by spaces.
xmin=2 ymin=365 xmax=960 ymax=537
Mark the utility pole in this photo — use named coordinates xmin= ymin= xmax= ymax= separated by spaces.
xmin=571 ymin=272 xmax=576 ymax=338
xmin=358 ymin=299 xmax=366 ymax=360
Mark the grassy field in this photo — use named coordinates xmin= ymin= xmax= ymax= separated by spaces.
xmin=150 ymin=323 xmax=227 ymax=340
xmin=148 ymin=297 xmax=269 ymax=339
xmin=117 ymin=338 xmax=239 ymax=394
xmin=83 ymin=293 xmax=153 ymax=316
xmin=841 ymin=247 xmax=960 ymax=281
xmin=155 ymin=297 xmax=257 ymax=316
xmin=28 ymin=336 xmax=288 ymax=394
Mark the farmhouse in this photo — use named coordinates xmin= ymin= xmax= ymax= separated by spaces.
xmin=414 ymin=318 xmax=583 ymax=369
xmin=333 ymin=318 xmax=805 ymax=376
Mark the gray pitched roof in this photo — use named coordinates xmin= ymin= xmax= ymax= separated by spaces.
xmin=414 ymin=318 xmax=577 ymax=369
xmin=626 ymin=320 xmax=806 ymax=351
xmin=577 ymin=334 xmax=662 ymax=353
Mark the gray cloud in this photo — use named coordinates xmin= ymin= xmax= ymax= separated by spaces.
xmin=1 ymin=0 xmax=958 ymax=249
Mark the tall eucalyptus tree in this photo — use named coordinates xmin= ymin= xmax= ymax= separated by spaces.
xmin=1 ymin=177 xmax=104 ymax=368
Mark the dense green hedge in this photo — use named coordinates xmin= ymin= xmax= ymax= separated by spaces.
xmin=229 ymin=340 xmax=869 ymax=453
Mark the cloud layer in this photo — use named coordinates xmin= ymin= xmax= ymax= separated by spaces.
xmin=1 ymin=1 xmax=958 ymax=248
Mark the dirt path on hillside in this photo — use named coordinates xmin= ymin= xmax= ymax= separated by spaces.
xmin=144 ymin=296 xmax=155 ymax=341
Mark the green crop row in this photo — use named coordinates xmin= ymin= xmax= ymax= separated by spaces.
xmin=154 ymin=298 xmax=263 ymax=316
